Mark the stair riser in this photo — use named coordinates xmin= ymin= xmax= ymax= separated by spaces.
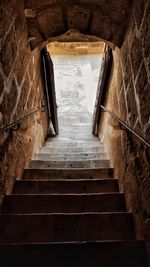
xmin=59 ymin=129 xmax=92 ymax=134
xmin=0 ymin=213 xmax=135 ymax=243
xmin=0 ymin=241 xmax=147 ymax=267
xmin=46 ymin=135 xmax=98 ymax=139
xmin=40 ymin=147 xmax=105 ymax=154
xmin=29 ymin=160 xmax=110 ymax=169
xmin=58 ymin=118 xmax=92 ymax=123
xmin=44 ymin=142 xmax=104 ymax=148
xmin=2 ymin=194 xmax=125 ymax=214
xmin=59 ymin=125 xmax=92 ymax=131
xmin=23 ymin=168 xmax=114 ymax=180
xmin=13 ymin=179 xmax=119 ymax=194
xmin=58 ymin=123 xmax=92 ymax=127
xmin=34 ymin=153 xmax=108 ymax=161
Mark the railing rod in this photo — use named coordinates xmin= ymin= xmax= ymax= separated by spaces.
xmin=0 ymin=106 xmax=46 ymax=134
xmin=101 ymin=105 xmax=150 ymax=148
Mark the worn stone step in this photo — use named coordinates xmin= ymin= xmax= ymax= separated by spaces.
xmin=34 ymin=152 xmax=108 ymax=161
xmin=59 ymin=128 xmax=92 ymax=134
xmin=13 ymin=179 xmax=119 ymax=194
xmin=58 ymin=112 xmax=92 ymax=117
xmin=58 ymin=122 xmax=92 ymax=127
xmin=2 ymin=193 xmax=125 ymax=214
xmin=29 ymin=159 xmax=111 ymax=169
xmin=59 ymin=124 xmax=92 ymax=130
xmin=40 ymin=146 xmax=105 ymax=154
xmin=46 ymin=136 xmax=100 ymax=141
xmin=44 ymin=142 xmax=104 ymax=148
xmin=23 ymin=168 xmax=114 ymax=180
xmin=0 ymin=241 xmax=147 ymax=267
xmin=58 ymin=114 xmax=92 ymax=117
xmin=0 ymin=213 xmax=135 ymax=243
xmin=47 ymin=137 xmax=99 ymax=142
xmin=58 ymin=117 xmax=92 ymax=123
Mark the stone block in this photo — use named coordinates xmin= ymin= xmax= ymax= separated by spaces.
xmin=91 ymin=11 xmax=111 ymax=40
xmin=133 ymin=0 xmax=147 ymax=29
xmin=130 ymin=37 xmax=142 ymax=79
xmin=126 ymin=83 xmax=138 ymax=127
xmin=13 ymin=74 xmax=31 ymax=121
xmin=136 ymin=63 xmax=147 ymax=94
xmin=119 ymin=88 xmax=127 ymax=121
xmin=116 ymin=61 xmax=123 ymax=92
xmin=141 ymin=2 xmax=150 ymax=74
xmin=120 ymin=39 xmax=129 ymax=71
xmin=0 ymin=79 xmax=18 ymax=125
xmin=14 ymin=51 xmax=30 ymax=86
xmin=26 ymin=87 xmax=35 ymax=111
xmin=123 ymin=57 xmax=132 ymax=90
xmin=37 ymin=7 xmax=64 ymax=38
xmin=0 ymin=6 xmax=14 ymax=42
xmin=145 ymin=124 xmax=150 ymax=142
xmin=139 ymin=83 xmax=150 ymax=124
xmin=0 ymin=73 xmax=4 ymax=96
xmin=1 ymin=28 xmax=17 ymax=77
xmin=67 ymin=6 xmax=90 ymax=32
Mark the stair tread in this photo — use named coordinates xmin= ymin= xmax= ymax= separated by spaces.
xmin=2 ymin=193 xmax=125 ymax=213
xmin=23 ymin=168 xmax=114 ymax=179
xmin=14 ymin=179 xmax=119 ymax=194
xmin=0 ymin=212 xmax=135 ymax=243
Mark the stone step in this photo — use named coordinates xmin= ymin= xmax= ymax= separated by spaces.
xmin=0 ymin=241 xmax=147 ymax=267
xmin=59 ymin=128 xmax=92 ymax=133
xmin=58 ymin=122 xmax=92 ymax=127
xmin=58 ymin=113 xmax=92 ymax=117
xmin=40 ymin=146 xmax=105 ymax=154
xmin=34 ymin=152 xmax=108 ymax=161
xmin=46 ymin=136 xmax=98 ymax=141
xmin=0 ymin=213 xmax=135 ymax=243
xmin=23 ymin=168 xmax=114 ymax=180
xmin=59 ymin=124 xmax=92 ymax=130
xmin=13 ymin=179 xmax=119 ymax=194
xmin=29 ymin=159 xmax=111 ymax=169
xmin=58 ymin=112 xmax=92 ymax=117
xmin=58 ymin=117 xmax=92 ymax=123
xmin=44 ymin=142 xmax=104 ymax=148
xmin=45 ymin=138 xmax=101 ymax=144
xmin=2 ymin=193 xmax=125 ymax=214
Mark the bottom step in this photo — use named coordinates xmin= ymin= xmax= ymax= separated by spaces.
xmin=0 ymin=241 xmax=147 ymax=267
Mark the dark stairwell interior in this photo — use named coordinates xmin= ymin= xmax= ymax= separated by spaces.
xmin=0 ymin=42 xmax=148 ymax=266
xmin=0 ymin=0 xmax=150 ymax=266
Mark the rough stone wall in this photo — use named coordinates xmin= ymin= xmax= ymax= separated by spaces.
xmin=99 ymin=0 xmax=150 ymax=247
xmin=0 ymin=1 xmax=48 ymax=205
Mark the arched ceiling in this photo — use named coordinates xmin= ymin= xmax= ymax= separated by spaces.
xmin=24 ymin=0 xmax=131 ymax=49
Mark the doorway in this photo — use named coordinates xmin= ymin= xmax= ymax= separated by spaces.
xmin=47 ymin=42 xmax=104 ymax=135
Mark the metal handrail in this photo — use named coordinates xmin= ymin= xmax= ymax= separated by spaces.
xmin=0 ymin=106 xmax=46 ymax=134
xmin=101 ymin=105 xmax=150 ymax=148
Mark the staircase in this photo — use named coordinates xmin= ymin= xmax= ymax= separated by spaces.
xmin=0 ymin=112 xmax=148 ymax=266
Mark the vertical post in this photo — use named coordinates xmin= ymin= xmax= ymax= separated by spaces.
xmin=92 ymin=44 xmax=112 ymax=135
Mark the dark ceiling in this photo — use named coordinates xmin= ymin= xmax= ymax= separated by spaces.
xmin=24 ymin=0 xmax=131 ymax=49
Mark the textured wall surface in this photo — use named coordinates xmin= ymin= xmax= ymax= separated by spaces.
xmin=24 ymin=0 xmax=131 ymax=49
xmin=99 ymin=0 xmax=150 ymax=252
xmin=0 ymin=1 xmax=48 ymax=205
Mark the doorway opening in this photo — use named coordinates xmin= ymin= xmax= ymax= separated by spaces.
xmin=46 ymin=42 xmax=104 ymax=136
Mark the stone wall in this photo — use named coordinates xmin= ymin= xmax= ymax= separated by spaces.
xmin=0 ymin=1 xmax=48 ymax=205
xmin=99 ymin=0 xmax=150 ymax=247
